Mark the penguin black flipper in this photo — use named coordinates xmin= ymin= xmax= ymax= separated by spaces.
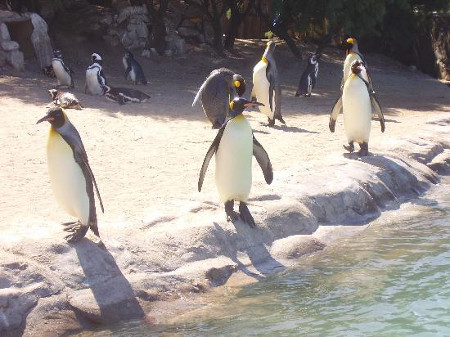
xmin=267 ymin=64 xmax=274 ymax=112
xmin=370 ymin=95 xmax=385 ymax=133
xmin=125 ymin=65 xmax=132 ymax=80
xmin=198 ymin=124 xmax=227 ymax=192
xmin=253 ymin=135 xmax=273 ymax=184
xmin=329 ymin=96 xmax=343 ymax=132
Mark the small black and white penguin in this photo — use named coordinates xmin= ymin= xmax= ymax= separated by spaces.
xmin=295 ymin=52 xmax=320 ymax=97
xmin=51 ymin=50 xmax=74 ymax=89
xmin=48 ymin=89 xmax=83 ymax=110
xmin=104 ymin=85 xmax=150 ymax=105
xmin=251 ymin=41 xmax=285 ymax=126
xmin=123 ymin=51 xmax=148 ymax=85
xmin=192 ymin=68 xmax=246 ymax=128
xmin=85 ymin=53 xmax=107 ymax=96
xmin=198 ymin=96 xmax=273 ymax=227
xmin=329 ymin=60 xmax=385 ymax=156
xmin=37 ymin=107 xmax=104 ymax=242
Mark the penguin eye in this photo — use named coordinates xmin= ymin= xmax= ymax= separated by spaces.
xmin=234 ymin=80 xmax=241 ymax=88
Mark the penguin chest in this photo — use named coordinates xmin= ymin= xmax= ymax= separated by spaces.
xmin=47 ymin=129 xmax=90 ymax=225
xmin=215 ymin=116 xmax=253 ymax=202
xmin=252 ymin=61 xmax=274 ymax=119
xmin=52 ymin=60 xmax=71 ymax=86
xmin=343 ymin=54 xmax=362 ymax=81
xmin=342 ymin=77 xmax=372 ymax=143
xmin=85 ymin=69 xmax=104 ymax=95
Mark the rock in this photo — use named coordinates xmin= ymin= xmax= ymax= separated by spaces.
xmin=29 ymin=13 xmax=53 ymax=69
xmin=0 ymin=23 xmax=11 ymax=41
xmin=5 ymin=49 xmax=24 ymax=71
xmin=0 ymin=40 xmax=19 ymax=51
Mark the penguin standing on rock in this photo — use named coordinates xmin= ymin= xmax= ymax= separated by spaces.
xmin=123 ymin=51 xmax=147 ymax=85
xmin=48 ymin=89 xmax=83 ymax=110
xmin=192 ymin=68 xmax=246 ymax=128
xmin=85 ymin=53 xmax=107 ymax=95
xmin=296 ymin=52 xmax=320 ymax=97
xmin=51 ymin=50 xmax=74 ymax=89
xmin=251 ymin=41 xmax=284 ymax=126
xmin=37 ymin=107 xmax=104 ymax=243
xmin=329 ymin=60 xmax=385 ymax=156
xmin=198 ymin=96 xmax=273 ymax=227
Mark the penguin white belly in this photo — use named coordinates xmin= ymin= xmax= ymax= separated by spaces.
xmin=47 ymin=129 xmax=90 ymax=225
xmin=52 ymin=60 xmax=71 ymax=86
xmin=252 ymin=62 xmax=274 ymax=119
xmin=215 ymin=116 xmax=253 ymax=202
xmin=343 ymin=76 xmax=372 ymax=143
xmin=85 ymin=69 xmax=104 ymax=95
xmin=129 ymin=68 xmax=136 ymax=82
xmin=343 ymin=53 xmax=363 ymax=81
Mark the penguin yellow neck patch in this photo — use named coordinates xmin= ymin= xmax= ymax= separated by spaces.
xmin=234 ymin=80 xmax=241 ymax=88
xmin=234 ymin=114 xmax=245 ymax=121
xmin=261 ymin=57 xmax=269 ymax=64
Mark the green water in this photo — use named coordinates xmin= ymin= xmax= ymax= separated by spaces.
xmin=91 ymin=178 xmax=450 ymax=336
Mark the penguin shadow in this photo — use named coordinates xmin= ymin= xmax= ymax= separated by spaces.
xmin=212 ymin=221 xmax=285 ymax=280
xmin=260 ymin=123 xmax=319 ymax=134
xmin=73 ymin=239 xmax=145 ymax=323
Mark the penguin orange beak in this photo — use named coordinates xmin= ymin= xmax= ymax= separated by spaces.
xmin=36 ymin=115 xmax=54 ymax=124
xmin=244 ymin=100 xmax=264 ymax=108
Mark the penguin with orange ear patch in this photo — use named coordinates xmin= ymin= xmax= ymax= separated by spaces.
xmin=192 ymin=68 xmax=246 ymax=129
xmin=37 ymin=107 xmax=104 ymax=242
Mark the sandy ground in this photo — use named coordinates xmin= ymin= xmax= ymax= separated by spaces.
xmin=0 ymin=40 xmax=449 ymax=336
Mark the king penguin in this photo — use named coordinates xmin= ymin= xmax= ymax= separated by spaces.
xmin=198 ymin=96 xmax=273 ymax=227
xmin=192 ymin=68 xmax=246 ymax=128
xmin=123 ymin=51 xmax=148 ymax=85
xmin=341 ymin=37 xmax=371 ymax=89
xmin=37 ymin=107 xmax=104 ymax=242
xmin=52 ymin=50 xmax=74 ymax=89
xmin=251 ymin=41 xmax=285 ymax=126
xmin=85 ymin=53 xmax=107 ymax=95
xmin=329 ymin=60 xmax=385 ymax=156
xmin=296 ymin=52 xmax=320 ymax=97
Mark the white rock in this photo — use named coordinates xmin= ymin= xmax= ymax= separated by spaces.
xmin=1 ymin=40 xmax=19 ymax=51
xmin=5 ymin=49 xmax=24 ymax=70
xmin=0 ymin=23 xmax=11 ymax=41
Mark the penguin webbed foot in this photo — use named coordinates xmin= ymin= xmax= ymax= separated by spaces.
xmin=358 ymin=142 xmax=369 ymax=157
xmin=239 ymin=202 xmax=256 ymax=228
xmin=267 ymin=118 xmax=275 ymax=127
xmin=343 ymin=142 xmax=354 ymax=153
xmin=225 ymin=200 xmax=239 ymax=222
xmin=63 ymin=221 xmax=89 ymax=243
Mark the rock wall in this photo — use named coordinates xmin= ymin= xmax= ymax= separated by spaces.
xmin=0 ymin=10 xmax=53 ymax=71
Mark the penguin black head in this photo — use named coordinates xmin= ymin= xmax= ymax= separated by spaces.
xmin=48 ymin=89 xmax=59 ymax=100
xmin=53 ymin=50 xmax=63 ymax=58
xmin=91 ymin=53 xmax=103 ymax=65
xmin=308 ymin=53 xmax=320 ymax=64
xmin=351 ymin=60 xmax=364 ymax=75
xmin=229 ymin=97 xmax=264 ymax=118
xmin=342 ymin=37 xmax=357 ymax=54
xmin=37 ymin=107 xmax=66 ymax=128
xmin=124 ymin=51 xmax=134 ymax=60
xmin=232 ymin=74 xmax=246 ymax=97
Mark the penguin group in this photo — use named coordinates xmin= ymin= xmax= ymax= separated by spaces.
xmin=38 ymin=36 xmax=385 ymax=243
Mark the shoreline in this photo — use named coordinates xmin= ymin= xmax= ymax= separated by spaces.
xmin=0 ymin=41 xmax=449 ymax=336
